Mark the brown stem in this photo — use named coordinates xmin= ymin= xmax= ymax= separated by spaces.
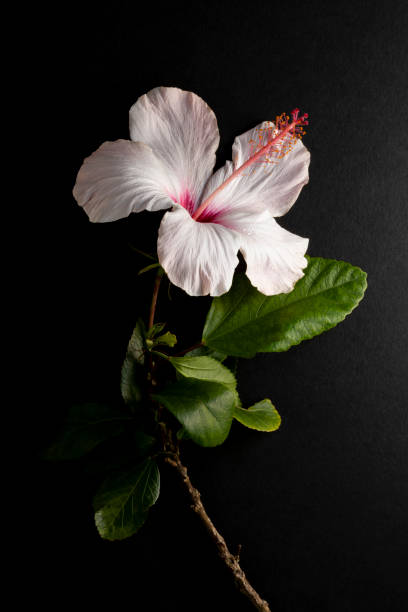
xmin=161 ymin=425 xmax=271 ymax=611
xmin=149 ymin=276 xmax=269 ymax=610
xmin=173 ymin=340 xmax=204 ymax=357
xmin=148 ymin=269 xmax=163 ymax=330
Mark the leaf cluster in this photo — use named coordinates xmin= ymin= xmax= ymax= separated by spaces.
xmin=46 ymin=257 xmax=367 ymax=540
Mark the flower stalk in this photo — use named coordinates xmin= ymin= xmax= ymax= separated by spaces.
xmin=149 ymin=275 xmax=271 ymax=611
xmin=148 ymin=268 xmax=164 ymax=330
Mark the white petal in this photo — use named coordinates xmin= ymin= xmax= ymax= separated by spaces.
xmin=239 ymin=209 xmax=309 ymax=295
xmin=157 ymin=206 xmax=239 ymax=297
xmin=73 ymin=140 xmax=175 ymax=222
xmin=129 ymin=87 xmax=219 ymax=208
xmin=199 ymin=121 xmax=310 ymax=219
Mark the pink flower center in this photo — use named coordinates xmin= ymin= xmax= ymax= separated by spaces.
xmin=170 ymin=190 xmax=223 ymax=224
xmin=172 ymin=190 xmax=195 ymax=215
xmin=192 ymin=109 xmax=308 ymax=222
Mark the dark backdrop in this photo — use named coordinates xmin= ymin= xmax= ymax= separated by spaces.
xmin=34 ymin=2 xmax=408 ymax=610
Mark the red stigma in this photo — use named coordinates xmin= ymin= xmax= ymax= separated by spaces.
xmin=291 ymin=108 xmax=300 ymax=121
xmin=290 ymin=110 xmax=309 ymax=131
xmin=290 ymin=109 xmax=309 ymax=127
xmin=299 ymin=112 xmax=309 ymax=125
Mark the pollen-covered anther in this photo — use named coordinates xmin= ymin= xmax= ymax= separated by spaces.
xmin=262 ymin=109 xmax=309 ymax=162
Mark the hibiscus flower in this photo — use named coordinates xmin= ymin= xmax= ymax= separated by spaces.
xmin=73 ymin=86 xmax=310 ymax=297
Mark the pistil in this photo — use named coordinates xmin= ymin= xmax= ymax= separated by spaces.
xmin=192 ymin=109 xmax=308 ymax=221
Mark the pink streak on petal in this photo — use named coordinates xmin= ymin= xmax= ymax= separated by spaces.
xmin=170 ymin=189 xmax=196 ymax=215
xmin=170 ymin=189 xmax=233 ymax=228
xmin=197 ymin=206 xmax=222 ymax=223
xmin=197 ymin=205 xmax=234 ymax=229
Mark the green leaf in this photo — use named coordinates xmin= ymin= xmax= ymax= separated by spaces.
xmin=234 ymin=400 xmax=281 ymax=432
xmin=153 ymin=379 xmax=235 ymax=447
xmin=168 ymin=356 xmax=236 ymax=391
xmin=121 ymin=319 xmax=147 ymax=405
xmin=168 ymin=356 xmax=240 ymax=410
xmin=122 ymin=319 xmax=146 ymax=366
xmin=154 ymin=331 xmax=177 ymax=348
xmin=185 ymin=346 xmax=227 ymax=362
xmin=94 ymin=457 xmax=160 ymax=541
xmin=202 ymin=257 xmax=367 ymax=357
xmin=44 ymin=404 xmax=132 ymax=460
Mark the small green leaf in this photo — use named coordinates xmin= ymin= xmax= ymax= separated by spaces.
xmin=146 ymin=322 xmax=166 ymax=339
xmin=153 ymin=379 xmax=235 ymax=447
xmin=138 ymin=262 xmax=162 ymax=276
xmin=169 ymin=356 xmax=236 ymax=391
xmin=44 ymin=404 xmax=132 ymax=460
xmin=121 ymin=319 xmax=147 ymax=405
xmin=94 ymin=457 xmax=160 ymax=541
xmin=154 ymin=331 xmax=177 ymax=348
xmin=234 ymin=400 xmax=281 ymax=432
xmin=203 ymin=257 xmax=367 ymax=357
xmin=128 ymin=245 xmax=156 ymax=260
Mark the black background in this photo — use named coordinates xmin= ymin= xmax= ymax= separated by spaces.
xmin=34 ymin=1 xmax=408 ymax=610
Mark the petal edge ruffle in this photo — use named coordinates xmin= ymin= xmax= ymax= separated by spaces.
xmin=239 ymin=210 xmax=309 ymax=295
